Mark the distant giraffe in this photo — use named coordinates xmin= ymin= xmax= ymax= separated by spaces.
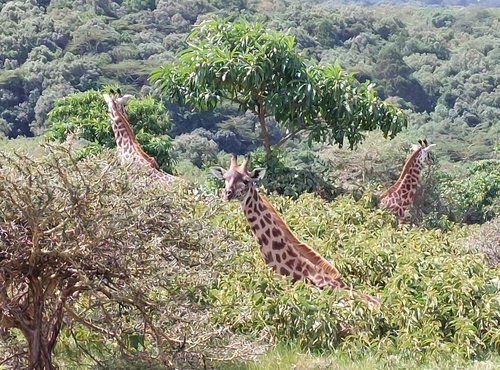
xmin=380 ymin=139 xmax=435 ymax=223
xmin=210 ymin=155 xmax=380 ymax=306
xmin=103 ymin=89 xmax=177 ymax=184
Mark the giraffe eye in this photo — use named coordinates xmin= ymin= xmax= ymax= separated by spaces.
xmin=243 ymin=178 xmax=250 ymax=185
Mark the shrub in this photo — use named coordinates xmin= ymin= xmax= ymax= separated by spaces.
xmin=0 ymin=144 xmax=253 ymax=369
xmin=45 ymin=89 xmax=176 ymax=173
xmin=251 ymin=148 xmax=340 ymax=200
xmin=415 ymin=160 xmax=500 ymax=226
xmin=463 ymin=217 xmax=500 ymax=267
xmin=204 ymin=192 xmax=500 ymax=362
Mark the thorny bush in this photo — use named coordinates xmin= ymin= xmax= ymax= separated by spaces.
xmin=0 ymin=144 xmax=258 ymax=369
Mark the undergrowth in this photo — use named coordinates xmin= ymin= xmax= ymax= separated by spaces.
xmin=202 ymin=191 xmax=500 ymax=364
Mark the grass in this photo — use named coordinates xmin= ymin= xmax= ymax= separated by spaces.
xmin=0 ymin=136 xmax=89 ymax=158
xmin=220 ymin=345 xmax=500 ymax=370
xmin=0 ymin=136 xmax=46 ymax=157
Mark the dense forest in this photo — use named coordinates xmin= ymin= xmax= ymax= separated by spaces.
xmin=0 ymin=0 xmax=498 ymax=161
xmin=0 ymin=0 xmax=499 ymax=369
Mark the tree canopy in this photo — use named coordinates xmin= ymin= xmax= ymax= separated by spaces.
xmin=150 ymin=18 xmax=407 ymax=156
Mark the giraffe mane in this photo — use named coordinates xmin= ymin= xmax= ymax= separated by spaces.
xmin=105 ymin=94 xmax=160 ymax=170
xmin=259 ymin=194 xmax=342 ymax=280
xmin=380 ymin=146 xmax=422 ymax=199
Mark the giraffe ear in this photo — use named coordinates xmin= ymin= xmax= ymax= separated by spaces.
xmin=249 ymin=167 xmax=266 ymax=181
xmin=209 ymin=166 xmax=226 ymax=180
xmin=423 ymin=144 xmax=436 ymax=152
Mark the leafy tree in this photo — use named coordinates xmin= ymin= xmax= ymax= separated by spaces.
xmin=150 ymin=18 xmax=407 ymax=157
xmin=173 ymin=128 xmax=219 ymax=167
xmin=45 ymin=89 xmax=175 ymax=172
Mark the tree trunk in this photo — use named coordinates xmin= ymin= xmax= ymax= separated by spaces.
xmin=257 ymin=102 xmax=272 ymax=158
xmin=22 ymin=276 xmax=57 ymax=370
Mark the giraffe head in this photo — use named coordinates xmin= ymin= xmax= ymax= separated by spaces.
xmin=210 ymin=155 xmax=266 ymax=201
xmin=412 ymin=139 xmax=436 ymax=166
xmin=106 ymin=88 xmax=134 ymax=115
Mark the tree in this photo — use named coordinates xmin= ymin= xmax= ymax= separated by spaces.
xmin=0 ymin=145 xmax=252 ymax=369
xmin=150 ymin=18 xmax=407 ymax=157
xmin=45 ymin=89 xmax=175 ymax=173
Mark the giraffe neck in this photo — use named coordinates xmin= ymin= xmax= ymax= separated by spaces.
xmin=381 ymin=149 xmax=424 ymax=220
xmin=239 ymin=186 xmax=345 ymax=288
xmin=106 ymin=98 xmax=159 ymax=170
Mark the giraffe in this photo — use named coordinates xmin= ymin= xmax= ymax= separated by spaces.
xmin=380 ymin=139 xmax=436 ymax=223
xmin=210 ymin=155 xmax=380 ymax=306
xmin=102 ymin=89 xmax=177 ymax=184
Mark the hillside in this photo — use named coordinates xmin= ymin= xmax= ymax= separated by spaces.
xmin=0 ymin=0 xmax=498 ymax=163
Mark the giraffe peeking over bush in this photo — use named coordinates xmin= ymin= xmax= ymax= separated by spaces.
xmin=210 ymin=155 xmax=380 ymax=306
xmin=380 ymin=139 xmax=436 ymax=223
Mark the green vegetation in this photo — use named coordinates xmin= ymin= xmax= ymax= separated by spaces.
xmin=150 ymin=18 xmax=406 ymax=156
xmin=1 ymin=146 xmax=499 ymax=369
xmin=45 ymin=89 xmax=175 ymax=172
xmin=0 ymin=0 xmax=498 ymax=368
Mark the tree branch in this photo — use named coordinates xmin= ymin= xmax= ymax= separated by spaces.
xmin=274 ymin=127 xmax=306 ymax=149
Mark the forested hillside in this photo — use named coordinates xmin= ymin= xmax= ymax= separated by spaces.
xmin=0 ymin=0 xmax=498 ymax=162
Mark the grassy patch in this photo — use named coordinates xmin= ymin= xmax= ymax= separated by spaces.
xmin=221 ymin=345 xmax=500 ymax=370
xmin=0 ymin=136 xmax=46 ymax=156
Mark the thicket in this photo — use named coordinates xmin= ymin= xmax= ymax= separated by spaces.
xmin=206 ymin=192 xmax=500 ymax=362
xmin=0 ymin=145 xmax=255 ymax=369
xmin=0 ymin=144 xmax=498 ymax=368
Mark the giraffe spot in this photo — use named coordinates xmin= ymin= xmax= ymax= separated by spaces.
xmin=272 ymin=228 xmax=282 ymax=237
xmin=272 ymin=241 xmax=285 ymax=250
xmin=295 ymin=261 xmax=303 ymax=272
xmin=246 ymin=197 xmax=252 ymax=206
xmin=265 ymin=229 xmax=271 ymax=237
xmin=263 ymin=214 xmax=272 ymax=223
xmin=305 ymin=264 xmax=314 ymax=274
xmin=281 ymin=252 xmax=287 ymax=260
xmin=279 ymin=267 xmax=290 ymax=276
xmin=259 ymin=203 xmax=266 ymax=212
xmin=276 ymin=253 xmax=281 ymax=263
xmin=260 ymin=235 xmax=269 ymax=245
xmin=248 ymin=216 xmax=257 ymax=223
xmin=285 ymin=260 xmax=295 ymax=269
xmin=254 ymin=205 xmax=260 ymax=214
xmin=251 ymin=224 xmax=260 ymax=231
xmin=292 ymin=273 xmax=302 ymax=282
xmin=260 ymin=219 xmax=266 ymax=228
xmin=253 ymin=192 xmax=258 ymax=201
xmin=287 ymin=248 xmax=298 ymax=258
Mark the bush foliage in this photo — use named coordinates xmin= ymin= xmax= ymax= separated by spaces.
xmin=45 ymin=89 xmax=176 ymax=172
xmin=0 ymin=145 xmax=254 ymax=369
xmin=205 ymin=192 xmax=500 ymax=362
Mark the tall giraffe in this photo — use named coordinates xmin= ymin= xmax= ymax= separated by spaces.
xmin=380 ymin=139 xmax=435 ymax=223
xmin=210 ymin=155 xmax=380 ymax=305
xmin=103 ymin=89 xmax=177 ymax=184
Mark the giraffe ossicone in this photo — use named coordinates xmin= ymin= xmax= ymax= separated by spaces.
xmin=210 ymin=155 xmax=380 ymax=306
xmin=103 ymin=89 xmax=177 ymax=184
xmin=380 ymin=139 xmax=436 ymax=223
